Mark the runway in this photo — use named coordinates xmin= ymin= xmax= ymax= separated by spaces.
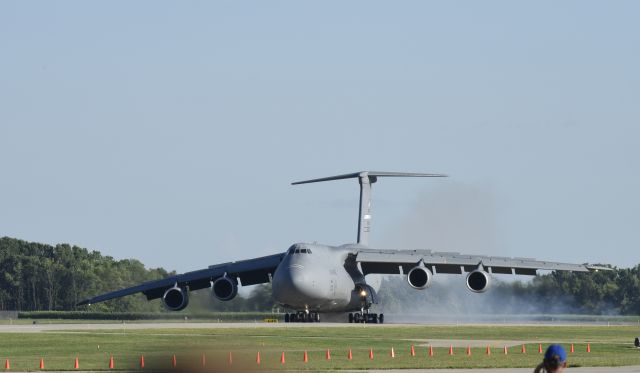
xmin=0 ymin=321 xmax=365 ymax=332
xmin=369 ymin=368 xmax=640 ymax=373
xmin=1 ymin=321 xmax=634 ymax=333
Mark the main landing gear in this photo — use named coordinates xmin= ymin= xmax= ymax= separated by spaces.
xmin=348 ymin=310 xmax=384 ymax=324
xmin=284 ymin=311 xmax=320 ymax=323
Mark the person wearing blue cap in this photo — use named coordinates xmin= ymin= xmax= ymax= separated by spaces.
xmin=533 ymin=344 xmax=568 ymax=373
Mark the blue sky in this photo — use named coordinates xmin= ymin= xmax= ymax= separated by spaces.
xmin=1 ymin=1 xmax=638 ymax=272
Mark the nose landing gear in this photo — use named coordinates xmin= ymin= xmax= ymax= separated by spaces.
xmin=284 ymin=311 xmax=320 ymax=323
xmin=348 ymin=285 xmax=383 ymax=323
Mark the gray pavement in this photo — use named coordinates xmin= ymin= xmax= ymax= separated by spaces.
xmin=0 ymin=322 xmax=362 ymax=332
xmin=369 ymin=368 xmax=640 ymax=373
xmin=0 ymin=321 xmax=634 ymax=333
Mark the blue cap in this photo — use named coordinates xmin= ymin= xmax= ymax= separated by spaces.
xmin=544 ymin=344 xmax=567 ymax=363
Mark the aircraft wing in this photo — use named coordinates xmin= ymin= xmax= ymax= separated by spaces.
xmin=355 ymin=249 xmax=609 ymax=276
xmin=77 ymin=253 xmax=285 ymax=306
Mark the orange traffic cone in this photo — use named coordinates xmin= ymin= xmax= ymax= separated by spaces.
xmin=429 ymin=345 xmax=434 ymax=357
xmin=369 ymin=348 xmax=374 ymax=360
xmin=449 ymin=345 xmax=454 ymax=355
xmin=74 ymin=357 xmax=79 ymax=369
xmin=4 ymin=359 xmax=9 ymax=370
xmin=587 ymin=343 xmax=591 ymax=353
xmin=504 ymin=346 xmax=508 ymax=355
xmin=521 ymin=344 xmax=526 ymax=354
xmin=108 ymin=356 xmax=114 ymax=369
xmin=171 ymin=354 xmax=177 ymax=368
xmin=139 ymin=355 xmax=145 ymax=369
xmin=347 ymin=348 xmax=353 ymax=360
xmin=466 ymin=346 xmax=471 ymax=356
xmin=201 ymin=353 xmax=206 ymax=368
xmin=280 ymin=351 xmax=286 ymax=364
xmin=256 ymin=351 xmax=261 ymax=365
xmin=486 ymin=345 xmax=491 ymax=355
xmin=570 ymin=344 xmax=575 ymax=353
xmin=539 ymin=344 xmax=543 ymax=354
xmin=390 ymin=347 xmax=395 ymax=358
xmin=39 ymin=358 xmax=45 ymax=370
xmin=410 ymin=344 xmax=416 ymax=357
xmin=326 ymin=349 xmax=331 ymax=360
xmin=228 ymin=352 xmax=233 ymax=365
xmin=303 ymin=350 xmax=308 ymax=363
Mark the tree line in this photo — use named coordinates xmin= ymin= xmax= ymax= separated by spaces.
xmin=0 ymin=237 xmax=172 ymax=312
xmin=1 ymin=236 xmax=638 ymax=315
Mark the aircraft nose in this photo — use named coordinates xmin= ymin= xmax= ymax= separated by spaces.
xmin=288 ymin=265 xmax=313 ymax=293
xmin=272 ymin=261 xmax=325 ymax=305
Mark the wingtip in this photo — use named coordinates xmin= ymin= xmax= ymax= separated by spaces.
xmin=586 ymin=265 xmax=614 ymax=272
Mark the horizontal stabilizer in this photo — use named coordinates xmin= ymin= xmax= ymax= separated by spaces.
xmin=292 ymin=171 xmax=447 ymax=185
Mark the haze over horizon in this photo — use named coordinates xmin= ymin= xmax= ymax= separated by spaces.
xmin=1 ymin=1 xmax=638 ymax=272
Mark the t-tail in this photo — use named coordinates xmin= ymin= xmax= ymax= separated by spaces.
xmin=292 ymin=171 xmax=447 ymax=245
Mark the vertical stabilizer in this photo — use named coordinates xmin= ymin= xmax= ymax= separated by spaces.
xmin=292 ymin=171 xmax=447 ymax=245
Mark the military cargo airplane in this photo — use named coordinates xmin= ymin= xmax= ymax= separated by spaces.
xmin=79 ymin=171 xmax=607 ymax=323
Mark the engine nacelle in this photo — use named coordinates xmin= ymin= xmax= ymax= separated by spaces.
xmin=212 ymin=276 xmax=238 ymax=301
xmin=163 ymin=286 xmax=189 ymax=311
xmin=466 ymin=270 xmax=491 ymax=293
xmin=407 ymin=265 xmax=433 ymax=290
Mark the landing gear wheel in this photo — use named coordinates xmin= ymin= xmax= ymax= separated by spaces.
xmin=284 ymin=313 xmax=290 ymax=323
xmin=354 ymin=313 xmax=361 ymax=323
xmin=348 ymin=313 xmax=354 ymax=323
xmin=314 ymin=313 xmax=320 ymax=322
xmin=297 ymin=312 xmax=307 ymax=322
xmin=379 ymin=313 xmax=384 ymax=324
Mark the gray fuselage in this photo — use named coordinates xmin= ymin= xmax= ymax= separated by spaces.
xmin=271 ymin=243 xmax=369 ymax=312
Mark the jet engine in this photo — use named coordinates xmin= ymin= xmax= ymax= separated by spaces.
xmin=406 ymin=265 xmax=433 ymax=289
xmin=212 ymin=276 xmax=238 ymax=301
xmin=162 ymin=286 xmax=189 ymax=311
xmin=466 ymin=269 xmax=491 ymax=293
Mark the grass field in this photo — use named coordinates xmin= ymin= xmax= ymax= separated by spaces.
xmin=0 ymin=324 xmax=639 ymax=371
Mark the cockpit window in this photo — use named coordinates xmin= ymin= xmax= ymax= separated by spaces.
xmin=288 ymin=246 xmax=312 ymax=255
